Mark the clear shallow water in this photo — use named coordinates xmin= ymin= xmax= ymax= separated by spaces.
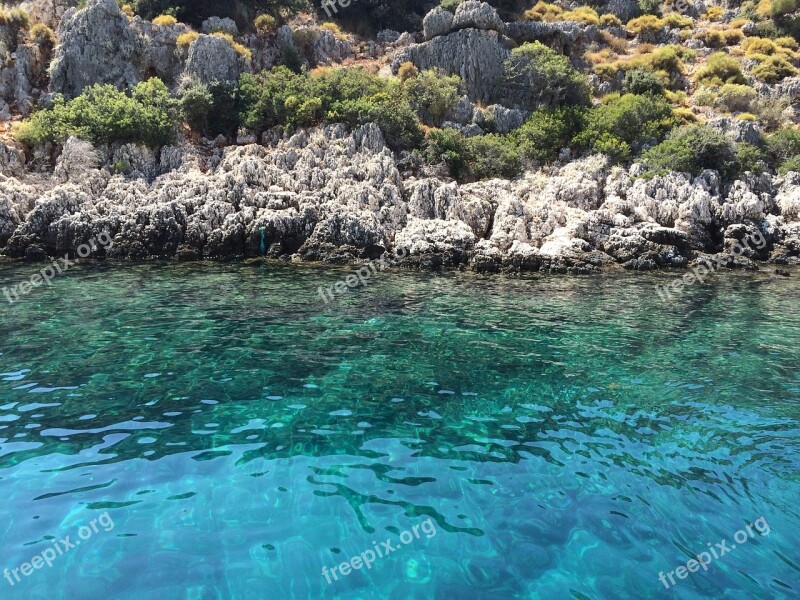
xmin=0 ymin=261 xmax=798 ymax=600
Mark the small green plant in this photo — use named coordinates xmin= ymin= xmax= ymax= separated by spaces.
xmin=177 ymin=30 xmax=199 ymax=48
xmin=402 ymin=69 xmax=461 ymax=126
xmin=152 ymin=14 xmax=177 ymax=26
xmin=639 ymin=0 xmax=662 ymax=14
xmin=110 ymin=159 xmax=133 ymax=175
xmin=716 ymin=83 xmax=757 ymax=113
xmin=751 ymin=55 xmax=798 ymax=83
xmin=28 ymin=23 xmax=57 ymax=49
xmin=397 ymin=61 xmax=418 ymax=82
xmin=694 ymin=52 xmax=747 ymax=86
xmin=777 ymin=155 xmax=800 ymax=174
xmin=439 ymin=0 xmax=463 ymax=13
xmin=255 ymin=14 xmax=278 ymax=34
xmin=515 ymin=106 xmax=586 ymax=164
xmin=599 ymin=13 xmax=622 ymax=27
xmin=623 ymin=69 xmax=665 ymax=95
xmin=0 ymin=7 xmax=30 ymax=29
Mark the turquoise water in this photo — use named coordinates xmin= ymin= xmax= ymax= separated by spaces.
xmin=0 ymin=261 xmax=798 ymax=599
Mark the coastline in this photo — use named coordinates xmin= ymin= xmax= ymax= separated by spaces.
xmin=2 ymin=124 xmax=800 ymax=273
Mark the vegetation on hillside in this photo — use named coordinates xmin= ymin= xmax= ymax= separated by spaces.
xmin=7 ymin=0 xmax=800 ymax=184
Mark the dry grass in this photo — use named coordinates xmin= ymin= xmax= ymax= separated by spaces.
xmin=177 ymin=30 xmax=200 ymax=48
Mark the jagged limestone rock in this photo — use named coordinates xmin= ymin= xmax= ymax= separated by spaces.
xmin=49 ymin=0 xmax=145 ymax=96
xmin=185 ymin=34 xmax=239 ymax=84
xmin=423 ymin=8 xmax=454 ymax=40
xmin=393 ymin=29 xmax=510 ymax=103
xmin=452 ymin=1 xmax=504 ymax=34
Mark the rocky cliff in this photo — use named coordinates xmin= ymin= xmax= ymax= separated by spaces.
xmin=2 ymin=125 xmax=798 ymax=272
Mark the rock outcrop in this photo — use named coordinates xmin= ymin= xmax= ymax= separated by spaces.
xmin=49 ymin=0 xmax=145 ymax=96
xmin=185 ymin=34 xmax=240 ymax=84
xmin=394 ymin=29 xmax=510 ymax=103
xmin=2 ymin=124 xmax=799 ymax=273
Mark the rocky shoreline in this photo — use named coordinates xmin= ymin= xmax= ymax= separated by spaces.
xmin=1 ymin=123 xmax=798 ymax=274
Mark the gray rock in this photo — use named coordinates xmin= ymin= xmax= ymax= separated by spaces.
xmin=377 ymin=29 xmax=401 ymax=44
xmin=54 ymin=137 xmax=100 ymax=183
xmin=185 ymin=34 xmax=240 ymax=84
xmin=50 ymin=0 xmax=145 ymax=96
xmin=708 ymin=117 xmax=763 ymax=146
xmin=395 ymin=32 xmax=416 ymax=47
xmin=18 ymin=0 xmax=78 ymax=28
xmin=202 ymin=17 xmax=238 ymax=36
xmin=776 ymin=76 xmax=800 ymax=101
xmin=393 ymin=28 xmax=510 ymax=103
xmin=309 ymin=29 xmax=352 ymax=65
xmin=0 ymin=140 xmax=26 ymax=175
xmin=452 ymin=1 xmax=504 ymax=34
xmin=503 ymin=20 xmax=588 ymax=55
xmin=606 ymin=0 xmax=640 ymax=23
xmin=449 ymin=95 xmax=475 ymax=125
xmin=482 ymin=105 xmax=525 ymax=134
xmin=423 ymin=8 xmax=454 ymax=40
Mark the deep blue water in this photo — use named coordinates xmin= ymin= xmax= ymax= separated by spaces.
xmin=0 ymin=261 xmax=798 ymax=599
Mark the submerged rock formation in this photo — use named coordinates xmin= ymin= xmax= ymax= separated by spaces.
xmin=1 ymin=124 xmax=798 ymax=272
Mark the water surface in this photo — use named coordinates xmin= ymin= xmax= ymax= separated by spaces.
xmin=0 ymin=261 xmax=798 ymax=599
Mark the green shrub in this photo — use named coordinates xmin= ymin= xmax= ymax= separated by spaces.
xmin=180 ymin=80 xmax=239 ymax=136
xmin=716 ymin=83 xmax=757 ymax=113
xmin=770 ymin=0 xmax=797 ymax=17
xmin=735 ymin=142 xmax=767 ymax=174
xmin=515 ymin=107 xmax=586 ymax=164
xmin=623 ymin=68 xmax=665 ymax=95
xmin=401 ymin=69 xmax=461 ymax=126
xmin=592 ymin=133 xmax=632 ymax=161
xmin=425 ymin=128 xmax=470 ymax=178
xmin=329 ymin=92 xmax=423 ymax=151
xmin=751 ymin=55 xmax=798 ymax=83
xmin=424 ymin=129 xmax=521 ymax=181
xmin=14 ymin=79 xmax=177 ymax=147
xmin=642 ymin=124 xmax=737 ymax=178
xmin=239 ymin=67 xmax=422 ymax=150
xmin=500 ymin=42 xmax=590 ymax=110
xmin=281 ymin=45 xmax=304 ymax=74
xmin=766 ymin=127 xmax=800 ymax=163
xmin=778 ymin=155 xmax=800 ymax=174
xmin=574 ymin=93 xmax=674 ymax=156
xmin=638 ymin=0 xmax=662 ymax=15
xmin=28 ymin=23 xmax=57 ymax=49
xmin=439 ymin=0 xmax=463 ymax=12
xmin=694 ymin=52 xmax=747 ymax=87
xmin=467 ymin=134 xmax=522 ymax=180
xmin=255 ymin=14 xmax=278 ymax=33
